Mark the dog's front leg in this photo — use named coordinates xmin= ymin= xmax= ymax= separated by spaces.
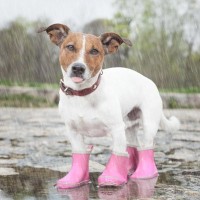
xmin=65 ymin=128 xmax=87 ymax=153
xmin=98 ymin=123 xmax=129 ymax=187
xmin=56 ymin=126 xmax=92 ymax=189
xmin=111 ymin=124 xmax=127 ymax=154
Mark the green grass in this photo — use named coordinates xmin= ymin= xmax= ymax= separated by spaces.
xmin=1 ymin=81 xmax=199 ymax=93
xmin=0 ymin=94 xmax=56 ymax=107
xmin=0 ymin=81 xmax=58 ymax=107
xmin=167 ymin=98 xmax=180 ymax=109
xmin=0 ymin=80 xmax=58 ymax=89
xmin=159 ymin=87 xmax=200 ymax=94
xmin=0 ymin=81 xmax=199 ymax=108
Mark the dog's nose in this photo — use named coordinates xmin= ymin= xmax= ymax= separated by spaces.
xmin=72 ymin=63 xmax=86 ymax=75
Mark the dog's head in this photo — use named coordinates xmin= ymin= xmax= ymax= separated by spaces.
xmin=38 ymin=24 xmax=132 ymax=85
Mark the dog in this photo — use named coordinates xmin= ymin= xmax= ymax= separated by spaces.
xmin=38 ymin=24 xmax=180 ymax=189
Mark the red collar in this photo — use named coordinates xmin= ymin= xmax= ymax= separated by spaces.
xmin=60 ymin=74 xmax=102 ymax=96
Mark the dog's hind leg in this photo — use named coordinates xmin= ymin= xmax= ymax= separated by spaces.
xmin=130 ymin=106 xmax=161 ymax=179
xmin=124 ymin=107 xmax=142 ymax=175
xmin=125 ymin=107 xmax=142 ymax=148
xmin=125 ymin=123 xmax=140 ymax=175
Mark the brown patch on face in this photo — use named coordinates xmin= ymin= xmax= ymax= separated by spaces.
xmin=85 ymin=34 xmax=104 ymax=77
xmin=59 ymin=32 xmax=83 ymax=71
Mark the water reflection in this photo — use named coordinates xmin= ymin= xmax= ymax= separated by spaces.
xmin=56 ymin=177 xmax=157 ymax=200
xmin=57 ymin=184 xmax=90 ymax=200
xmin=98 ymin=177 xmax=158 ymax=200
xmin=0 ymin=167 xmax=199 ymax=199
xmin=0 ymin=190 xmax=12 ymax=200
xmin=128 ymin=177 xmax=158 ymax=198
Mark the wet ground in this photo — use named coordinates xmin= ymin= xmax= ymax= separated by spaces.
xmin=0 ymin=108 xmax=200 ymax=200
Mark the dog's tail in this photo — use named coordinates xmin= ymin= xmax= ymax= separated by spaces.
xmin=160 ymin=112 xmax=180 ymax=132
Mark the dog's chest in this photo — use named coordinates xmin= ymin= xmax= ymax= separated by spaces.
xmin=59 ymin=96 xmax=111 ymax=137
xmin=71 ymin=114 xmax=108 ymax=137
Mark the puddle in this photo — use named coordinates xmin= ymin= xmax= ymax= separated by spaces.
xmin=0 ymin=167 xmax=199 ymax=200
xmin=0 ymin=167 xmax=157 ymax=199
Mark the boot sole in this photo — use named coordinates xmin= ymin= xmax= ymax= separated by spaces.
xmin=56 ymin=179 xmax=90 ymax=189
xmin=130 ymin=173 xmax=159 ymax=180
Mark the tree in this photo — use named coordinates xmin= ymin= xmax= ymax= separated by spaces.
xmin=113 ymin=0 xmax=200 ymax=89
xmin=0 ymin=18 xmax=60 ymax=84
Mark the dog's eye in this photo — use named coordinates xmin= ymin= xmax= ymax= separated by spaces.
xmin=66 ymin=45 xmax=75 ymax=51
xmin=90 ymin=48 xmax=99 ymax=55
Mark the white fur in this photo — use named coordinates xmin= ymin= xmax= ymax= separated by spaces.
xmin=59 ymin=66 xmax=180 ymax=154
xmin=160 ymin=114 xmax=180 ymax=132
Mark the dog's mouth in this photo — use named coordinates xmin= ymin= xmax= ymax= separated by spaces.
xmin=71 ymin=76 xmax=85 ymax=83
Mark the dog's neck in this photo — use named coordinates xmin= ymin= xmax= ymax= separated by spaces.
xmin=60 ymin=73 xmax=102 ymax=96
xmin=61 ymin=67 xmax=102 ymax=91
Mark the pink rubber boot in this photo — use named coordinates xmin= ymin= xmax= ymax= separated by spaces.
xmin=130 ymin=149 xmax=158 ymax=179
xmin=127 ymin=146 xmax=138 ymax=175
xmin=56 ymin=146 xmax=92 ymax=189
xmin=98 ymin=153 xmax=129 ymax=187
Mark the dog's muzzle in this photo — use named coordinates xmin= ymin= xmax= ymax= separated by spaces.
xmin=71 ymin=63 xmax=86 ymax=77
xmin=70 ymin=63 xmax=86 ymax=83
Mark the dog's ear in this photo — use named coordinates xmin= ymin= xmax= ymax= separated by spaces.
xmin=100 ymin=32 xmax=132 ymax=54
xmin=37 ymin=24 xmax=70 ymax=47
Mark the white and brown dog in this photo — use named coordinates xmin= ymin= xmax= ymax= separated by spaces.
xmin=39 ymin=24 xmax=180 ymax=189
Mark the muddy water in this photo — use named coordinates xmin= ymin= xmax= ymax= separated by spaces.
xmin=0 ymin=108 xmax=200 ymax=199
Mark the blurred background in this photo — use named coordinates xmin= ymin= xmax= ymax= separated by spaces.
xmin=0 ymin=0 xmax=200 ymax=107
